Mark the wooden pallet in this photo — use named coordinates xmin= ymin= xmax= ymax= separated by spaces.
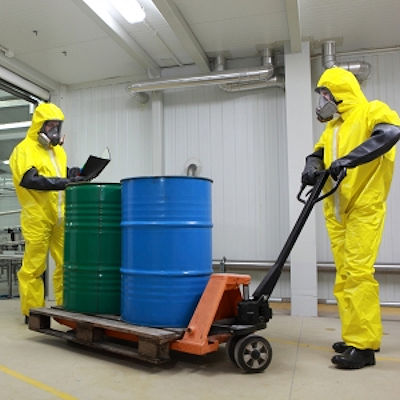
xmin=29 ymin=307 xmax=184 ymax=364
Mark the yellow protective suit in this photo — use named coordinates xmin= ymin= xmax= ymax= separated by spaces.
xmin=9 ymin=103 xmax=67 ymax=316
xmin=314 ymin=67 xmax=400 ymax=350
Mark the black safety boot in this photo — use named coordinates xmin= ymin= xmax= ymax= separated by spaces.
xmin=332 ymin=341 xmax=350 ymax=353
xmin=331 ymin=347 xmax=376 ymax=369
xmin=24 ymin=316 xmax=29 ymax=325
xmin=332 ymin=341 xmax=380 ymax=353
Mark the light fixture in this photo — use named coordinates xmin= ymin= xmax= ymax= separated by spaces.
xmin=110 ymin=0 xmax=145 ymax=24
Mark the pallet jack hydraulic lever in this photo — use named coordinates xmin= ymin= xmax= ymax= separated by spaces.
xmin=236 ymin=169 xmax=346 ymax=326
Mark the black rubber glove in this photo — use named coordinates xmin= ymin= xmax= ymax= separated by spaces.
xmin=20 ymin=167 xmax=88 ymax=190
xmin=329 ymin=123 xmax=400 ymax=180
xmin=67 ymin=167 xmax=82 ymax=178
xmin=329 ymin=159 xmax=346 ymax=181
xmin=301 ymin=148 xmax=324 ymax=186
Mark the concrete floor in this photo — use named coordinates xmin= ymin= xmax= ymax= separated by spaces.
xmin=1 ymin=298 xmax=400 ymax=400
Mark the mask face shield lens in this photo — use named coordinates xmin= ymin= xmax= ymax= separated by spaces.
xmin=315 ymin=88 xmax=338 ymax=122
xmin=38 ymin=120 xmax=63 ymax=146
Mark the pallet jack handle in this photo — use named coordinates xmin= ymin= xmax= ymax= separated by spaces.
xmin=252 ymin=168 xmax=346 ymax=300
xmin=297 ymin=168 xmax=346 ymax=204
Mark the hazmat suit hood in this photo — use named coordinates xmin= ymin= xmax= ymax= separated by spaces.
xmin=316 ymin=67 xmax=368 ymax=119
xmin=27 ymin=102 xmax=64 ymax=142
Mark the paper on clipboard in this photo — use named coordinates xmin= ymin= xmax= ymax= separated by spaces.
xmin=80 ymin=147 xmax=111 ymax=180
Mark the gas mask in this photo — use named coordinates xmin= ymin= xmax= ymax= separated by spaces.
xmin=315 ymin=87 xmax=340 ymax=123
xmin=38 ymin=120 xmax=63 ymax=147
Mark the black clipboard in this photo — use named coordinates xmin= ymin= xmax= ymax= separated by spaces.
xmin=80 ymin=148 xmax=111 ymax=180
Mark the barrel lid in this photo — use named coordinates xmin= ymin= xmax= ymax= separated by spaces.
xmin=120 ymin=176 xmax=213 ymax=183
xmin=66 ymin=182 xmax=121 ymax=187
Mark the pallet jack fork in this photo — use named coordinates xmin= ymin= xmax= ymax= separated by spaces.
xmin=170 ymin=273 xmax=253 ymax=355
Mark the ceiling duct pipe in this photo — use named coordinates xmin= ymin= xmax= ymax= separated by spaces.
xmin=322 ymin=40 xmax=371 ymax=82
xmin=219 ymin=48 xmax=285 ymax=92
xmin=214 ymin=54 xmax=226 ymax=72
xmin=219 ymin=75 xmax=285 ymax=92
xmin=127 ymin=49 xmax=280 ymax=93
xmin=128 ymin=65 xmax=275 ymax=92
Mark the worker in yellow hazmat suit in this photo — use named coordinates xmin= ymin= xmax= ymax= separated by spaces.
xmin=9 ymin=103 xmax=87 ymax=322
xmin=302 ymin=67 xmax=400 ymax=369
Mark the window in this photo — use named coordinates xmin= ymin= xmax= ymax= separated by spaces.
xmin=0 ymin=89 xmax=33 ymax=176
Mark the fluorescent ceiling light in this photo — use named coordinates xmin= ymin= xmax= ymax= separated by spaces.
xmin=110 ymin=0 xmax=145 ymax=24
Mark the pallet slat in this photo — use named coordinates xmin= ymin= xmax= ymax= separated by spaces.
xmin=29 ymin=308 xmax=184 ymax=364
xmin=31 ymin=308 xmax=180 ymax=342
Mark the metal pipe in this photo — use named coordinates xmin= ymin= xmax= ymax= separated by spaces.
xmin=215 ymin=54 xmax=225 ymax=72
xmin=128 ymin=65 xmax=275 ymax=93
xmin=128 ymin=91 xmax=150 ymax=104
xmin=336 ymin=61 xmax=371 ymax=82
xmin=269 ymin=297 xmax=400 ymax=307
xmin=312 ymin=45 xmax=400 ymax=60
xmin=212 ymin=259 xmax=400 ymax=273
xmin=321 ymin=40 xmax=371 ymax=81
xmin=219 ymin=48 xmax=285 ymax=92
xmin=318 ymin=263 xmax=400 ymax=273
xmin=261 ymin=48 xmax=272 ymax=67
xmin=127 ymin=48 xmax=284 ymax=94
xmin=319 ymin=299 xmax=400 ymax=307
xmin=322 ymin=40 xmax=337 ymax=69
xmin=186 ymin=163 xmax=198 ymax=176
xmin=213 ymin=259 xmax=276 ymax=268
xmin=219 ymin=256 xmax=227 ymax=272
xmin=219 ymin=75 xmax=285 ymax=92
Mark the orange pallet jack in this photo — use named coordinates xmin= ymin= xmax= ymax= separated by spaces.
xmin=29 ymin=170 xmax=343 ymax=373
xmin=170 ymin=170 xmax=343 ymax=372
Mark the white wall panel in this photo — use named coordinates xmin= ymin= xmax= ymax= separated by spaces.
xmin=62 ymin=83 xmax=153 ymax=183
xmin=362 ymin=51 xmax=400 ymax=264
xmin=163 ymin=85 xmax=288 ymax=261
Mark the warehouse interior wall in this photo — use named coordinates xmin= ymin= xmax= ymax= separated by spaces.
xmin=22 ymin=46 xmax=400 ymax=308
xmin=62 ymin=83 xmax=154 ymax=183
xmin=163 ymin=84 xmax=288 ymax=260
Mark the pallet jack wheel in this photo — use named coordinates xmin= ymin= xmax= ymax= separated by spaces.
xmin=233 ymin=334 xmax=272 ymax=373
xmin=226 ymin=335 xmax=245 ymax=366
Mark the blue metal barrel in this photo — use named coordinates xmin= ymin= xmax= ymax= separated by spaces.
xmin=120 ymin=176 xmax=212 ymax=327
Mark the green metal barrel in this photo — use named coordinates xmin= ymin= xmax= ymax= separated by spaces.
xmin=63 ymin=183 xmax=121 ymax=314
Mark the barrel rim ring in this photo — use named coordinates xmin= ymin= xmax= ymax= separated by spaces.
xmin=120 ymin=176 xmax=213 ymax=183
